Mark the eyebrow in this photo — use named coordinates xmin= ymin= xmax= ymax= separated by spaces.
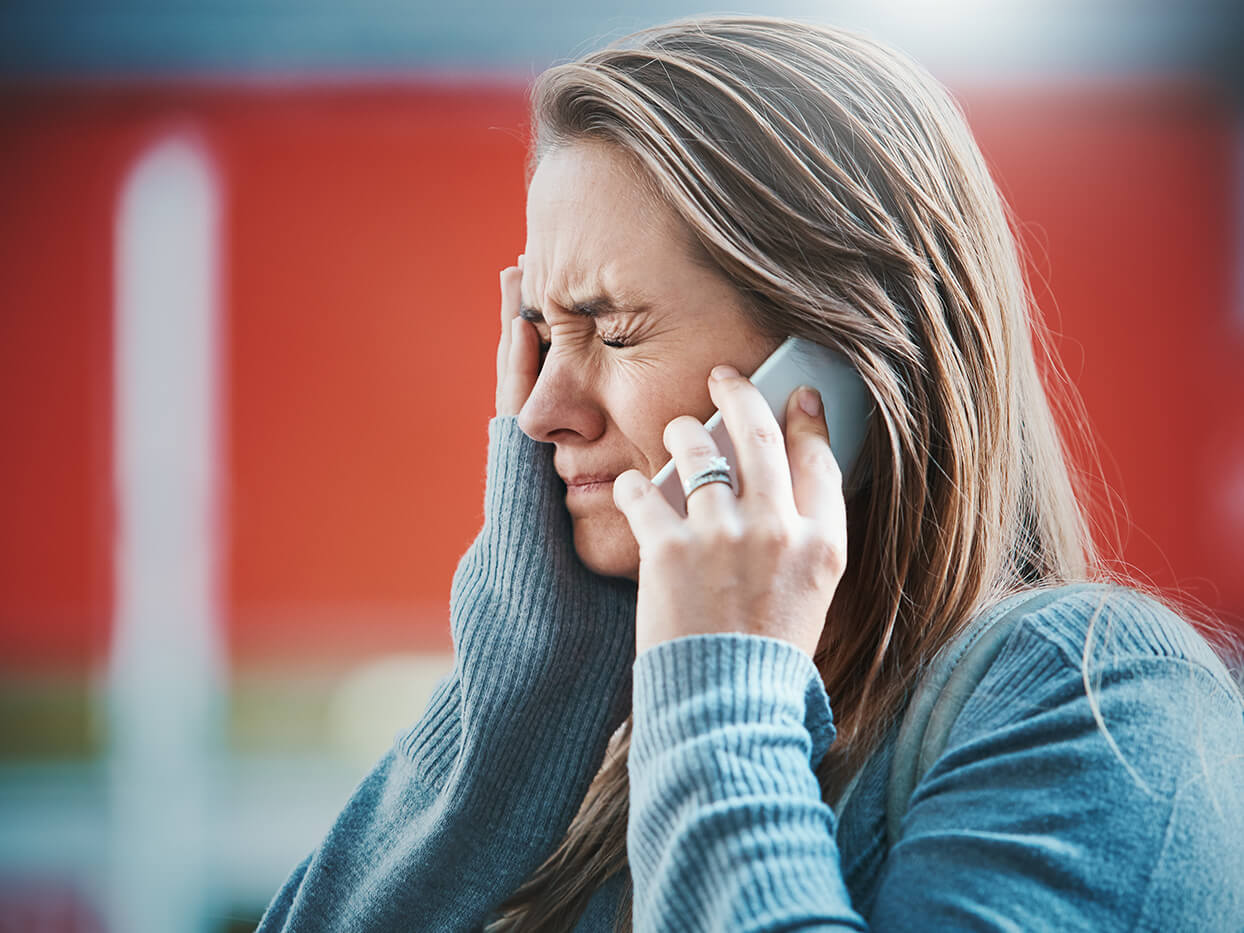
xmin=518 ymin=294 xmax=648 ymax=323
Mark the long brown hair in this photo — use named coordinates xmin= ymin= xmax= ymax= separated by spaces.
xmin=487 ymin=14 xmax=1240 ymax=931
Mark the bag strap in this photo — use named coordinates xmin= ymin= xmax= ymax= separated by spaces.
xmin=884 ymin=582 xmax=1106 ymax=850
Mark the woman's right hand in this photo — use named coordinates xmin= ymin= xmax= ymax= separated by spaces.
xmin=495 ymin=255 xmax=541 ymax=418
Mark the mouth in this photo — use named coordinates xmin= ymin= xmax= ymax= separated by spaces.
xmin=558 ymin=468 xmax=620 ymax=497
xmin=564 ymin=476 xmax=616 ymax=494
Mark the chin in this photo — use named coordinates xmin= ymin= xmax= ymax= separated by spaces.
xmin=570 ymin=513 xmax=640 ymax=581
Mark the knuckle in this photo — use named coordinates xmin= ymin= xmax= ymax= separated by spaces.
xmin=797 ymin=441 xmax=841 ymax=478
xmin=756 ymin=521 xmax=793 ymax=551
xmin=805 ymin=529 xmax=846 ymax=575
xmin=707 ymin=524 xmax=744 ymax=549
xmin=686 ymin=443 xmax=719 ymax=462
xmin=749 ymin=422 xmax=783 ymax=449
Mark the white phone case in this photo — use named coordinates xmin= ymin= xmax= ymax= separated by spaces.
xmin=652 ymin=336 xmax=872 ymax=516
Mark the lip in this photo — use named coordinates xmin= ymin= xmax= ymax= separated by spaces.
xmin=559 ymin=468 xmax=620 ymax=498
xmin=563 ymin=474 xmax=618 ymax=487
xmin=565 ymin=479 xmax=614 ymax=498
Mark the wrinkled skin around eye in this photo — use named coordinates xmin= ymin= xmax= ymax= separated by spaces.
xmin=513 ymin=140 xmax=781 ymax=581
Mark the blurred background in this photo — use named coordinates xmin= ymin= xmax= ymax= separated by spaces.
xmin=2 ymin=0 xmax=1242 ymax=929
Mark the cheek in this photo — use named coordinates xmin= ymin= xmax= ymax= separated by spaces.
xmin=609 ymin=373 xmax=716 ymax=471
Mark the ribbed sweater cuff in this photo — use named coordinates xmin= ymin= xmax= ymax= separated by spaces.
xmin=632 ymin=634 xmax=837 ymax=773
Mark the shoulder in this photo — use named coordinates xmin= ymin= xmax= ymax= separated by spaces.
xmin=885 ymin=585 xmax=1244 ymax=930
xmin=945 ymin=582 xmax=1244 ymax=802
xmin=914 ymin=583 xmax=1244 ymax=927
xmin=996 ymin=583 xmax=1244 ymax=708
xmin=925 ymin=583 xmax=1244 ymax=802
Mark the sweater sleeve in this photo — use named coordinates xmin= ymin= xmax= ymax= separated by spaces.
xmin=256 ymin=416 xmax=638 ymax=932
xmin=627 ymin=591 xmax=1244 ymax=932
xmin=628 ymin=633 xmax=867 ymax=932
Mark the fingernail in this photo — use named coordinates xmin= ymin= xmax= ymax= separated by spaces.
xmin=798 ymin=385 xmax=822 ymax=417
xmin=517 ymin=254 xmax=525 ymax=268
xmin=711 ymin=364 xmax=738 ymax=381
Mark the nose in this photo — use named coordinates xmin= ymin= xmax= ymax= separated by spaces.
xmin=516 ymin=347 xmax=607 ymax=443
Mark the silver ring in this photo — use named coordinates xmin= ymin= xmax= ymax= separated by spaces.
xmin=682 ymin=455 xmax=733 ymax=499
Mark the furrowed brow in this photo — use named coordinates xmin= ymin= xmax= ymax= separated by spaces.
xmin=518 ymin=294 xmax=648 ymax=324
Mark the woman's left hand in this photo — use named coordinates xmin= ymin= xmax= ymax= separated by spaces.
xmin=612 ymin=364 xmax=848 ymax=659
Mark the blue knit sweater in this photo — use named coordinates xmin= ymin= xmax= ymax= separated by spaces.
xmin=257 ymin=416 xmax=1244 ymax=931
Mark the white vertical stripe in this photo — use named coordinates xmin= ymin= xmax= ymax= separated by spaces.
xmin=109 ymin=134 xmax=223 ymax=933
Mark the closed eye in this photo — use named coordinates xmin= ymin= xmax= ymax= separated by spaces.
xmin=521 ymin=310 xmax=633 ymax=354
xmin=521 ymin=296 xmax=645 ymax=356
xmin=535 ymin=332 xmax=632 ymax=354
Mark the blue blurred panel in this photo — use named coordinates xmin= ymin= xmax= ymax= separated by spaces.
xmin=0 ymin=0 xmax=1239 ymax=85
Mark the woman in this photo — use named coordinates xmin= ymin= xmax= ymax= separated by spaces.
xmin=258 ymin=14 xmax=1244 ymax=931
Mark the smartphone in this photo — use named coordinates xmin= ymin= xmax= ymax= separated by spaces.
xmin=652 ymin=336 xmax=872 ymax=517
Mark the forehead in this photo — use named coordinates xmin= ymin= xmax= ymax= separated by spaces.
xmin=523 ymin=143 xmax=692 ymax=303
xmin=526 ymin=141 xmax=664 ymax=228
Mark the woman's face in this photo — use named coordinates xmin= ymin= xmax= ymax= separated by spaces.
xmin=518 ymin=141 xmax=782 ymax=581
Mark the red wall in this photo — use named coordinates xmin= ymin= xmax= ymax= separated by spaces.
xmin=966 ymin=84 xmax=1243 ymax=616
xmin=1 ymin=79 xmax=1240 ymax=674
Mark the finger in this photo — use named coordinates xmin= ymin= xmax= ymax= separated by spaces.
xmin=784 ymin=385 xmax=845 ymax=526
xmin=612 ymin=468 xmax=681 ymax=542
xmin=496 ymin=263 xmax=522 ymax=385
xmin=707 ymin=365 xmax=797 ymax=517
xmin=661 ymin=414 xmax=737 ymax=521
xmin=499 ymin=315 xmax=540 ymax=416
